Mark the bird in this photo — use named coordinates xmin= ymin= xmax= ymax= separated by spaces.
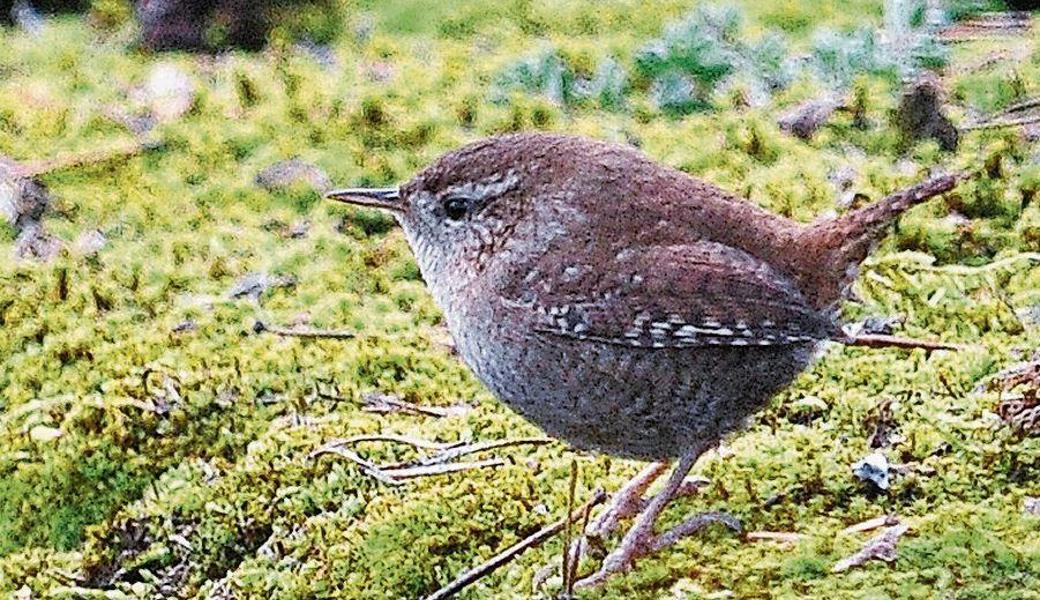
xmin=326 ymin=132 xmax=964 ymax=587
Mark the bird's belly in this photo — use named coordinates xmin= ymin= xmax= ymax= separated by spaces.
xmin=452 ymin=321 xmax=818 ymax=460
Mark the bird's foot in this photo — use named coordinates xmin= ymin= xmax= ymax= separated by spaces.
xmin=567 ymin=445 xmax=740 ymax=590
xmin=535 ymin=463 xmax=714 ymax=594
xmin=573 ymin=509 xmax=741 ymax=589
xmin=580 ymin=470 xmax=710 ymax=550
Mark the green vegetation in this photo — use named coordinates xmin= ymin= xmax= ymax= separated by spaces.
xmin=2 ymin=0 xmax=1040 ymax=598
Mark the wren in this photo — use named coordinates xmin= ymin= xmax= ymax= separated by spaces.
xmin=327 ymin=132 xmax=962 ymax=586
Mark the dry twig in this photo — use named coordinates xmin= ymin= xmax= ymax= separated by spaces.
xmin=961 ymin=114 xmax=1040 ymax=132
xmin=845 ymin=334 xmax=965 ymax=352
xmin=561 ymin=460 xmax=579 ymax=595
xmin=381 ymin=459 xmax=506 ymax=480
xmin=424 ymin=489 xmax=608 ymax=600
xmin=254 ymin=320 xmax=355 ymax=340
xmin=19 ymin=138 xmax=159 ymax=178
xmin=408 ymin=437 xmax=553 ymax=467
xmin=840 ymin=514 xmax=901 ymax=535
xmin=309 ymin=435 xmax=554 ymax=485
xmin=316 ymin=391 xmax=471 ymax=418
xmin=832 ymin=523 xmax=910 ymax=573
xmin=362 ymin=392 xmax=471 ymax=418
xmin=746 ymin=531 xmax=804 ymax=545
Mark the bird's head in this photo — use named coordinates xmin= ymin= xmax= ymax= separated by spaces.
xmin=326 ymin=134 xmax=582 ymax=297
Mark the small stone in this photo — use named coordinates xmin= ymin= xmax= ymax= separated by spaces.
xmin=1016 ymin=305 xmax=1040 ymax=326
xmin=29 ymin=425 xmax=62 ymax=443
xmin=255 ymin=159 xmax=332 ymax=193
xmin=829 ymin=165 xmax=858 ymax=191
xmin=228 ymin=272 xmax=297 ymax=302
xmin=942 ymin=212 xmax=971 ymax=228
xmin=14 ymin=223 xmax=62 ymax=261
xmin=73 ymin=229 xmax=107 ymax=258
xmin=1025 ymin=497 xmax=1040 ymax=515
xmin=172 ymin=319 xmax=197 ymax=333
xmin=852 ymin=451 xmax=891 ymax=490
xmin=896 ymin=159 xmax=919 ymax=177
xmin=858 ymin=315 xmax=905 ymax=336
xmin=103 ymin=105 xmax=157 ymax=136
xmin=145 ymin=63 xmax=196 ymax=123
xmin=295 ymin=40 xmax=338 ymax=69
xmin=777 ymin=96 xmax=841 ymax=140
xmin=287 ymin=219 xmax=310 ymax=239
xmin=0 ymin=158 xmax=50 ymax=229
xmin=361 ymin=60 xmax=395 ymax=83
xmin=1022 ymin=123 xmax=1040 ymax=144
xmin=838 ymin=191 xmax=871 ymax=210
xmin=793 ymin=395 xmax=829 ymax=413
xmin=11 ymin=1 xmax=43 ymax=36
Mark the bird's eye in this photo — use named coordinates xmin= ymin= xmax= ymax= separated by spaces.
xmin=443 ymin=197 xmax=469 ymax=221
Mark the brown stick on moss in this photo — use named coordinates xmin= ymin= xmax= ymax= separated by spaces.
xmin=424 ymin=489 xmax=608 ymax=600
xmin=253 ymin=320 xmax=356 ymax=340
xmin=18 ymin=138 xmax=160 ymax=178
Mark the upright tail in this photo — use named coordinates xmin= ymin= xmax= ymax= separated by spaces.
xmin=792 ymin=171 xmax=968 ymax=309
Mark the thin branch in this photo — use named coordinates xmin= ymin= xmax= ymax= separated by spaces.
xmin=561 ymin=460 xmax=578 ymax=595
xmin=361 ymin=392 xmax=471 ymax=418
xmin=414 ymin=437 xmax=555 ymax=466
xmin=841 ymin=514 xmax=901 ymax=535
xmin=961 ymin=113 xmax=1040 ymax=131
xmin=254 ymin=320 xmax=356 ymax=340
xmin=317 ymin=391 xmax=470 ymax=418
xmin=747 ymin=531 xmax=805 ymax=544
xmin=424 ymin=489 xmax=608 ymax=600
xmin=586 ymin=462 xmax=668 ymax=538
xmin=832 ymin=523 xmax=911 ymax=573
xmin=382 ymin=458 xmax=507 ymax=480
xmin=18 ymin=138 xmax=158 ymax=178
xmin=943 ymin=49 xmax=1021 ymax=79
xmin=308 ymin=445 xmax=403 ymax=486
xmin=321 ymin=434 xmax=456 ymax=451
xmin=647 ymin=511 xmax=742 ymax=553
xmin=311 ymin=435 xmax=553 ymax=483
xmin=568 ymin=489 xmax=595 ymax=589
xmin=996 ymin=96 xmax=1040 ymax=117
xmin=844 ymin=334 xmax=966 ymax=352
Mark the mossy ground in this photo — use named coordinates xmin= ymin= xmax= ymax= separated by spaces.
xmin=2 ymin=1 xmax=1040 ymax=598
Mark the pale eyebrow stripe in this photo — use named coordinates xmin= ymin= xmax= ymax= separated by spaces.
xmin=442 ymin=171 xmax=520 ymax=201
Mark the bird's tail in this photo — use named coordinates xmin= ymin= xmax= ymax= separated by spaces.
xmin=793 ymin=172 xmax=967 ymax=309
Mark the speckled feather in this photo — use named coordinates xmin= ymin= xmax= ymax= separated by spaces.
xmin=507 ymin=241 xmax=837 ymax=348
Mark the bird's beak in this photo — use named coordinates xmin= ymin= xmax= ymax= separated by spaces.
xmin=325 ymin=187 xmax=404 ymax=213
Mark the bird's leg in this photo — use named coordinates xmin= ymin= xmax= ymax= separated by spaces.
xmin=586 ymin=461 xmax=669 ymax=539
xmin=544 ymin=461 xmax=709 ymax=593
xmin=573 ymin=443 xmax=739 ymax=589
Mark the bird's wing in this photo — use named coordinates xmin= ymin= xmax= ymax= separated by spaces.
xmin=502 ymin=241 xmax=839 ymax=348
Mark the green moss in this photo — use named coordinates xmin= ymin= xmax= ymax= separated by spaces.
xmin=3 ymin=2 xmax=1040 ymax=599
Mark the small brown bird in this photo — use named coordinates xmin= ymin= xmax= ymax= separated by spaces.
xmin=327 ymin=133 xmax=963 ymax=586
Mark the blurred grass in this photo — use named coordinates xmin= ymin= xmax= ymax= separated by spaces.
xmin=1 ymin=0 xmax=1040 ymax=598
